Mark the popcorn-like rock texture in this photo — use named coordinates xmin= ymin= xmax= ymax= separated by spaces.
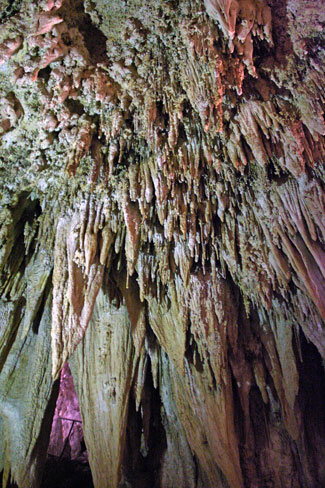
xmin=0 ymin=0 xmax=324 ymax=487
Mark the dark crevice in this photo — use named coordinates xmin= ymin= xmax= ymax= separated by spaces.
xmin=296 ymin=331 xmax=325 ymax=486
xmin=74 ymin=4 xmax=108 ymax=65
xmin=65 ymin=99 xmax=85 ymax=116
xmin=248 ymin=386 xmax=269 ymax=484
xmin=231 ymin=366 xmax=245 ymax=450
xmin=266 ymin=155 xmax=290 ymax=184
xmin=80 ymin=21 xmax=108 ymax=64
xmin=185 ymin=325 xmax=204 ymax=374
xmin=123 ymin=360 xmax=167 ymax=487
xmin=32 ymin=271 xmax=52 ymax=334
xmin=0 ymin=296 xmax=25 ymax=374
xmin=38 ymin=66 xmax=51 ymax=82
xmin=253 ymin=37 xmax=274 ymax=70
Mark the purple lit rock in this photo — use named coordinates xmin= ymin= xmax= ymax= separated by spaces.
xmin=48 ymin=362 xmax=87 ymax=462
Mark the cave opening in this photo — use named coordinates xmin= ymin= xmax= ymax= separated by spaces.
xmin=42 ymin=363 xmax=93 ymax=488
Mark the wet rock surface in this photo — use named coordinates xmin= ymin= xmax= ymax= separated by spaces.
xmin=0 ymin=0 xmax=324 ymax=487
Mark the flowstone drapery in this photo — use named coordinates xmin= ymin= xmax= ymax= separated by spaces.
xmin=0 ymin=0 xmax=324 ymax=487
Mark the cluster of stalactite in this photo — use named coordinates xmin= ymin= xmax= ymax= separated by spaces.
xmin=0 ymin=0 xmax=324 ymax=487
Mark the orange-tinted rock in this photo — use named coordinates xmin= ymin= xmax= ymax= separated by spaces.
xmin=0 ymin=0 xmax=324 ymax=487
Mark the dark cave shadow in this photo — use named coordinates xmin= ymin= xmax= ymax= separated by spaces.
xmin=41 ymin=457 xmax=94 ymax=488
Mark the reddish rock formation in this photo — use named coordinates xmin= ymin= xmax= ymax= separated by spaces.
xmin=0 ymin=0 xmax=324 ymax=487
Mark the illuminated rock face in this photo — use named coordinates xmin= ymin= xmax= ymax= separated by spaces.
xmin=0 ymin=0 xmax=324 ymax=487
xmin=48 ymin=362 xmax=86 ymax=462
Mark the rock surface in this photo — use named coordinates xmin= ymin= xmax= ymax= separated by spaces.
xmin=0 ymin=0 xmax=324 ymax=487
xmin=48 ymin=362 xmax=86 ymax=462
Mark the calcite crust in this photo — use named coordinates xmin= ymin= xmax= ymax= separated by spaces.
xmin=0 ymin=0 xmax=324 ymax=487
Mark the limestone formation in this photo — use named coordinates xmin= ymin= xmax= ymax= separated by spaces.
xmin=0 ymin=0 xmax=324 ymax=486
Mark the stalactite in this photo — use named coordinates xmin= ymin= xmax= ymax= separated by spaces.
xmin=0 ymin=0 xmax=324 ymax=486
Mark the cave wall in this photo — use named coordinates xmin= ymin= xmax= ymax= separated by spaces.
xmin=0 ymin=0 xmax=324 ymax=487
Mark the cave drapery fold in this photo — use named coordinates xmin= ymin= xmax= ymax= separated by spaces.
xmin=0 ymin=0 xmax=324 ymax=486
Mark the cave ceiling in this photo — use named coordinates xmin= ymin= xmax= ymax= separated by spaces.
xmin=0 ymin=0 xmax=324 ymax=487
